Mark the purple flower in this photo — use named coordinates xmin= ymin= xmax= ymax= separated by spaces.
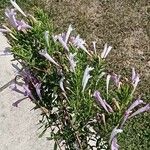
xmin=67 ymin=52 xmax=78 ymax=72
xmin=5 ymin=8 xmax=31 ymax=31
xmin=39 ymin=49 xmax=60 ymax=67
xmin=10 ymin=0 xmax=27 ymax=17
xmin=65 ymin=24 xmax=73 ymax=44
xmin=109 ymin=126 xmax=123 ymax=145
xmin=23 ymin=84 xmax=35 ymax=101
xmin=72 ymin=35 xmax=92 ymax=56
xmin=131 ymin=68 xmax=140 ymax=94
xmin=93 ymin=91 xmax=113 ymax=113
xmin=82 ymin=66 xmax=94 ymax=92
xmin=44 ymin=31 xmax=50 ymax=47
xmin=111 ymin=137 xmax=119 ymax=150
xmin=92 ymin=41 xmax=96 ymax=54
xmin=110 ymin=73 xmax=121 ymax=89
xmin=106 ymin=74 xmax=111 ymax=96
xmin=16 ymin=20 xmax=32 ymax=31
xmin=59 ymin=76 xmax=66 ymax=93
xmin=101 ymin=43 xmax=112 ymax=59
xmin=128 ymin=104 xmax=150 ymax=119
xmin=120 ymin=98 xmax=147 ymax=128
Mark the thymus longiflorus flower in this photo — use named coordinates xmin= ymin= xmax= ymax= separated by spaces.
xmin=39 ymin=49 xmax=60 ymax=67
xmin=82 ymin=66 xmax=94 ymax=92
xmin=59 ymin=76 xmax=66 ymax=93
xmin=58 ymin=34 xmax=70 ymax=52
xmin=109 ymin=126 xmax=123 ymax=146
xmin=93 ymin=91 xmax=113 ymax=113
xmin=67 ymin=52 xmax=77 ymax=72
xmin=120 ymin=98 xmax=146 ymax=128
xmin=72 ymin=35 xmax=91 ymax=56
xmin=106 ymin=74 xmax=111 ymax=97
xmin=128 ymin=103 xmax=150 ymax=119
xmin=65 ymin=24 xmax=73 ymax=44
xmin=101 ymin=43 xmax=112 ymax=59
xmin=92 ymin=41 xmax=96 ymax=55
xmin=44 ymin=31 xmax=50 ymax=47
xmin=111 ymin=137 xmax=119 ymax=150
xmin=110 ymin=73 xmax=121 ymax=89
xmin=10 ymin=0 xmax=27 ymax=17
xmin=131 ymin=68 xmax=140 ymax=94
xmin=5 ymin=8 xmax=31 ymax=31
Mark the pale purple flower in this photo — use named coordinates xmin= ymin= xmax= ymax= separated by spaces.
xmin=59 ymin=76 xmax=66 ymax=92
xmin=111 ymin=73 xmax=121 ymax=89
xmin=93 ymin=91 xmax=109 ymax=113
xmin=39 ymin=49 xmax=60 ymax=67
xmin=58 ymin=34 xmax=70 ymax=52
xmin=5 ymin=8 xmax=31 ymax=31
xmin=72 ymin=35 xmax=91 ymax=56
xmin=10 ymin=0 xmax=27 ymax=17
xmin=106 ymin=74 xmax=111 ymax=96
xmin=128 ymin=104 xmax=150 ymax=119
xmin=65 ymin=24 xmax=73 ymax=44
xmin=92 ymin=41 xmax=96 ymax=54
xmin=101 ymin=43 xmax=112 ymax=59
xmin=131 ymin=68 xmax=140 ymax=94
xmin=109 ymin=126 xmax=123 ymax=145
xmin=17 ymin=20 xmax=32 ymax=31
xmin=67 ymin=52 xmax=77 ymax=72
xmin=44 ymin=31 xmax=50 ymax=47
xmin=103 ymin=100 xmax=114 ymax=113
xmin=5 ymin=8 xmax=18 ymax=28
xmin=120 ymin=98 xmax=146 ymax=128
xmin=0 ymin=28 xmax=9 ymax=33
xmin=111 ymin=137 xmax=119 ymax=150
xmin=82 ymin=66 xmax=94 ymax=92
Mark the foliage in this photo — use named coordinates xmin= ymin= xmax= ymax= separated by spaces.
xmin=0 ymin=2 xmax=149 ymax=150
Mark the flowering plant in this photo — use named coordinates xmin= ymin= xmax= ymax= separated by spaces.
xmin=0 ymin=1 xmax=149 ymax=149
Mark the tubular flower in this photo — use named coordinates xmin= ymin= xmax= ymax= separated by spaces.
xmin=128 ymin=104 xmax=150 ymax=119
xmin=131 ymin=68 xmax=140 ymax=93
xmin=82 ymin=66 xmax=94 ymax=92
xmin=111 ymin=137 xmax=119 ymax=150
xmin=110 ymin=73 xmax=121 ymax=89
xmin=5 ymin=8 xmax=31 ymax=31
xmin=39 ymin=49 xmax=60 ymax=67
xmin=120 ymin=98 xmax=146 ymax=128
xmin=59 ymin=76 xmax=66 ymax=93
xmin=67 ymin=52 xmax=77 ymax=72
xmin=23 ymin=84 xmax=35 ymax=101
xmin=58 ymin=34 xmax=70 ymax=52
xmin=72 ymin=35 xmax=91 ymax=56
xmin=101 ymin=43 xmax=112 ymax=59
xmin=106 ymin=74 xmax=111 ymax=96
xmin=65 ymin=24 xmax=73 ymax=44
xmin=109 ymin=126 xmax=123 ymax=145
xmin=93 ymin=91 xmax=113 ymax=113
xmin=10 ymin=0 xmax=27 ymax=17
xmin=44 ymin=31 xmax=50 ymax=47
xmin=92 ymin=41 xmax=96 ymax=54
